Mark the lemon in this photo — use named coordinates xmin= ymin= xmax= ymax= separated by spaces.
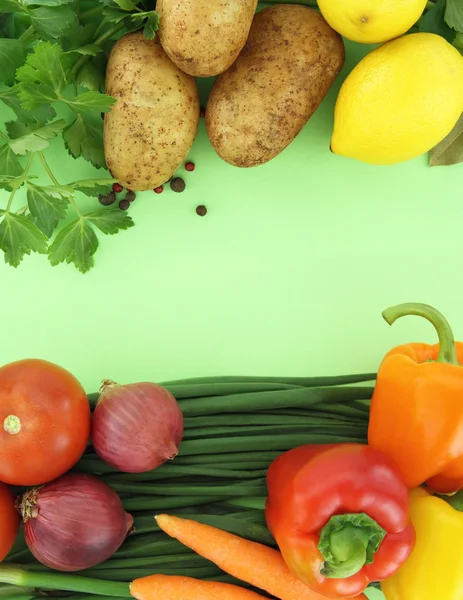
xmin=331 ymin=33 xmax=463 ymax=166
xmin=317 ymin=0 xmax=427 ymax=44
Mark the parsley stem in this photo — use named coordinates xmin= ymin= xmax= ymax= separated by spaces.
xmin=79 ymin=5 xmax=104 ymax=19
xmin=38 ymin=152 xmax=83 ymax=217
xmin=0 ymin=131 xmax=8 ymax=141
xmin=18 ymin=26 xmax=34 ymax=44
xmin=6 ymin=153 xmax=34 ymax=213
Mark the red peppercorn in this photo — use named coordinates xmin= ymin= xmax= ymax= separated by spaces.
xmin=153 ymin=186 xmax=164 ymax=194
xmin=185 ymin=162 xmax=195 ymax=172
xmin=112 ymin=183 xmax=124 ymax=193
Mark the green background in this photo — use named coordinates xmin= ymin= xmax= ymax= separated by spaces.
xmin=1 ymin=34 xmax=462 ymax=600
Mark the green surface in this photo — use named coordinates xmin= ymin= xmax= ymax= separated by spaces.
xmin=2 ymin=36 xmax=455 ymax=600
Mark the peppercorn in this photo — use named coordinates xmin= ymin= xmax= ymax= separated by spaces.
xmin=170 ymin=177 xmax=186 ymax=193
xmin=98 ymin=191 xmax=116 ymax=206
xmin=119 ymin=199 xmax=130 ymax=211
xmin=185 ymin=161 xmax=195 ymax=172
xmin=196 ymin=205 xmax=207 ymax=217
xmin=126 ymin=190 xmax=136 ymax=202
xmin=112 ymin=183 xmax=124 ymax=193
xmin=154 ymin=186 xmax=164 ymax=194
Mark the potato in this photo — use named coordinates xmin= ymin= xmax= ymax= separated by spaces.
xmin=104 ymin=33 xmax=200 ymax=191
xmin=157 ymin=0 xmax=258 ymax=77
xmin=206 ymin=5 xmax=345 ymax=167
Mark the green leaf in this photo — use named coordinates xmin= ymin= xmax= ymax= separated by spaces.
xmin=454 ymin=32 xmax=463 ymax=53
xmin=7 ymin=119 xmax=66 ymax=154
xmin=16 ymin=41 xmax=66 ymax=109
xmin=0 ymin=144 xmax=23 ymax=179
xmin=0 ymin=39 xmax=25 ymax=87
xmin=102 ymin=6 xmax=128 ymax=23
xmin=75 ymin=59 xmax=105 ymax=91
xmin=29 ymin=5 xmax=76 ymax=39
xmin=113 ymin=0 xmax=138 ymax=9
xmin=70 ymin=178 xmax=117 ymax=197
xmin=86 ymin=207 xmax=134 ymax=235
xmin=66 ymin=43 xmax=103 ymax=56
xmin=131 ymin=10 xmax=159 ymax=39
xmin=0 ymin=87 xmax=56 ymax=123
xmin=0 ymin=212 xmax=48 ymax=267
xmin=48 ymin=217 xmax=98 ymax=273
xmin=65 ymin=91 xmax=116 ymax=114
xmin=429 ymin=114 xmax=463 ymax=167
xmin=419 ymin=0 xmax=456 ymax=42
xmin=63 ymin=113 xmax=105 ymax=168
xmin=22 ymin=0 xmax=74 ymax=5
xmin=0 ymin=0 xmax=27 ymax=13
xmin=445 ymin=0 xmax=463 ymax=32
xmin=60 ymin=21 xmax=98 ymax=51
xmin=26 ymin=181 xmax=70 ymax=237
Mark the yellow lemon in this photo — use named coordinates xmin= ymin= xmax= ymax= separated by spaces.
xmin=317 ymin=0 xmax=427 ymax=44
xmin=331 ymin=33 xmax=463 ymax=165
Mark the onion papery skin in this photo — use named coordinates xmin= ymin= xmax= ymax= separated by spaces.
xmin=92 ymin=381 xmax=184 ymax=473
xmin=20 ymin=473 xmax=133 ymax=571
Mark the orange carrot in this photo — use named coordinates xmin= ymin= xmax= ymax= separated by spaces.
xmin=155 ymin=514 xmax=367 ymax=600
xmin=130 ymin=574 xmax=268 ymax=600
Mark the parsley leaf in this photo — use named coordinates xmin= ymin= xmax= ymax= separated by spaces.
xmin=0 ymin=144 xmax=23 ymax=179
xmin=132 ymin=10 xmax=159 ymax=39
xmin=0 ymin=212 xmax=48 ymax=267
xmin=0 ymin=0 xmax=28 ymax=13
xmin=22 ymin=0 xmax=74 ymax=6
xmin=70 ymin=178 xmax=117 ymax=197
xmin=66 ymin=91 xmax=116 ymax=113
xmin=112 ymin=0 xmax=139 ymax=10
xmin=66 ymin=43 xmax=103 ymax=56
xmin=429 ymin=114 xmax=463 ymax=167
xmin=455 ymin=32 xmax=463 ymax=53
xmin=76 ymin=59 xmax=105 ymax=91
xmin=61 ymin=22 xmax=98 ymax=51
xmin=16 ymin=41 xmax=66 ymax=109
xmin=63 ymin=113 xmax=105 ymax=168
xmin=445 ymin=0 xmax=463 ymax=32
xmin=7 ymin=119 xmax=66 ymax=154
xmin=29 ymin=5 xmax=77 ymax=38
xmin=0 ymin=87 xmax=56 ymax=124
xmin=48 ymin=217 xmax=98 ymax=273
xmin=0 ymin=39 xmax=25 ymax=87
xmin=26 ymin=181 xmax=70 ymax=237
xmin=419 ymin=0 xmax=456 ymax=42
xmin=86 ymin=207 xmax=134 ymax=234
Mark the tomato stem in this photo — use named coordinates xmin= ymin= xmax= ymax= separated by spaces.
xmin=3 ymin=416 xmax=21 ymax=435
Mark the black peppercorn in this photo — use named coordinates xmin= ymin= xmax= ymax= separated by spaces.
xmin=196 ymin=205 xmax=207 ymax=216
xmin=119 ymin=199 xmax=130 ymax=211
xmin=170 ymin=177 xmax=186 ymax=193
xmin=98 ymin=191 xmax=116 ymax=206
xmin=126 ymin=190 xmax=136 ymax=202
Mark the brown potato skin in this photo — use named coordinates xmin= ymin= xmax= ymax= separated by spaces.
xmin=104 ymin=33 xmax=200 ymax=191
xmin=206 ymin=5 xmax=345 ymax=167
xmin=157 ymin=0 xmax=258 ymax=77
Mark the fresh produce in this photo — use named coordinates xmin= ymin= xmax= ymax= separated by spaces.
xmin=156 ymin=514 xmax=367 ymax=600
xmin=92 ymin=381 xmax=184 ymax=473
xmin=331 ymin=33 xmax=463 ymax=165
xmin=157 ymin=0 xmax=258 ymax=77
xmin=0 ymin=483 xmax=19 ymax=562
xmin=0 ymin=359 xmax=90 ymax=486
xmin=381 ymin=487 xmax=463 ymax=600
xmin=104 ymin=33 xmax=200 ymax=192
xmin=265 ymin=443 xmax=415 ymax=598
xmin=206 ymin=5 xmax=345 ymax=167
xmin=368 ymin=302 xmax=463 ymax=494
xmin=317 ymin=0 xmax=428 ymax=43
xmin=130 ymin=574 xmax=268 ymax=600
xmin=18 ymin=473 xmax=133 ymax=571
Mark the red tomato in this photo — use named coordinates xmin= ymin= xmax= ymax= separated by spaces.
xmin=0 ymin=482 xmax=19 ymax=560
xmin=0 ymin=359 xmax=90 ymax=486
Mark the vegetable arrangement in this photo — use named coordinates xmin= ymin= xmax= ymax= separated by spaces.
xmin=1 ymin=0 xmax=462 ymax=271
xmin=1 ymin=301 xmax=463 ymax=600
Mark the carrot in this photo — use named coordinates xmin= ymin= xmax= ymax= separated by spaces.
xmin=130 ymin=574 xmax=268 ymax=600
xmin=155 ymin=515 xmax=368 ymax=600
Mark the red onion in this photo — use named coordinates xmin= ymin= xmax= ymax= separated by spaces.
xmin=19 ymin=473 xmax=133 ymax=571
xmin=92 ymin=380 xmax=184 ymax=473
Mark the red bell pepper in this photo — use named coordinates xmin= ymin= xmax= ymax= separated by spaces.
xmin=265 ymin=444 xmax=415 ymax=599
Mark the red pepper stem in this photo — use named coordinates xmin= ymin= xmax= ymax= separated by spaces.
xmin=382 ymin=302 xmax=459 ymax=366
xmin=318 ymin=513 xmax=386 ymax=579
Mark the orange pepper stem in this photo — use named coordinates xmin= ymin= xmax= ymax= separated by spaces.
xmin=382 ymin=302 xmax=459 ymax=365
xmin=318 ymin=513 xmax=386 ymax=580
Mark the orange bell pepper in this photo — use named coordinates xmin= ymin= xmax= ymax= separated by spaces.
xmin=368 ymin=302 xmax=463 ymax=494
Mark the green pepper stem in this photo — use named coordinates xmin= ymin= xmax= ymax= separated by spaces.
xmin=0 ymin=565 xmax=130 ymax=597
xmin=382 ymin=302 xmax=459 ymax=365
xmin=318 ymin=513 xmax=386 ymax=580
